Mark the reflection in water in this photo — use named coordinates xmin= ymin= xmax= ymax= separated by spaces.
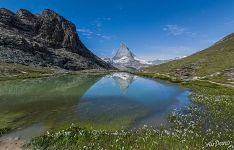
xmin=0 ymin=74 xmax=102 ymax=140
xmin=0 ymin=72 xmax=190 ymax=140
xmin=111 ymin=72 xmax=136 ymax=92
xmin=78 ymin=72 xmax=190 ymax=129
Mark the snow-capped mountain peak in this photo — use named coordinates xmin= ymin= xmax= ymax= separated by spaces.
xmin=102 ymin=43 xmax=167 ymax=70
xmin=112 ymin=43 xmax=151 ymax=65
xmin=113 ymin=43 xmax=135 ymax=61
xmin=109 ymin=44 xmax=153 ymax=69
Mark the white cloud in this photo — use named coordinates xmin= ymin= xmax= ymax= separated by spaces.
xmin=96 ymin=33 xmax=112 ymax=40
xmin=77 ymin=29 xmax=93 ymax=35
xmin=92 ymin=17 xmax=112 ymax=31
xmin=77 ymin=28 xmax=112 ymax=40
xmin=163 ymin=24 xmax=195 ymax=36
xmin=77 ymin=28 xmax=93 ymax=38
xmin=103 ymin=17 xmax=112 ymax=21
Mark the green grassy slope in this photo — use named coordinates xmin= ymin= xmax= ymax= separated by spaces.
xmin=143 ymin=33 xmax=234 ymax=82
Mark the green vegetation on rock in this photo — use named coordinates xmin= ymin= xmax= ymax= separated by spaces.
xmin=0 ymin=63 xmax=55 ymax=81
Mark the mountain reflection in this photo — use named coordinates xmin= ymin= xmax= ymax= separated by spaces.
xmin=111 ymin=72 xmax=136 ymax=92
xmin=0 ymin=72 xmax=190 ymax=132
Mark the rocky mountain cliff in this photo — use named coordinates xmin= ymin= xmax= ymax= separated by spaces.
xmin=0 ymin=8 xmax=114 ymax=70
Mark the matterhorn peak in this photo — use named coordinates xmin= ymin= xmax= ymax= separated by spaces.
xmin=120 ymin=43 xmax=128 ymax=49
xmin=102 ymin=42 xmax=168 ymax=70
xmin=113 ymin=43 xmax=134 ymax=60
xmin=107 ymin=43 xmax=153 ymax=70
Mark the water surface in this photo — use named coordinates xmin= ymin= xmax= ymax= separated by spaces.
xmin=0 ymin=72 xmax=190 ymax=140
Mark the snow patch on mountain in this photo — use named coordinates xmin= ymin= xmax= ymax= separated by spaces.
xmin=113 ymin=56 xmax=131 ymax=64
xmin=133 ymin=56 xmax=152 ymax=65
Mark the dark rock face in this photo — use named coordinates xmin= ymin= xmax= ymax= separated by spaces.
xmin=223 ymin=68 xmax=234 ymax=80
xmin=175 ymin=63 xmax=199 ymax=80
xmin=16 ymin=9 xmax=37 ymax=26
xmin=0 ymin=8 xmax=114 ymax=70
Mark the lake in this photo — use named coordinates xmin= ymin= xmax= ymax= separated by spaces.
xmin=0 ymin=72 xmax=190 ymax=140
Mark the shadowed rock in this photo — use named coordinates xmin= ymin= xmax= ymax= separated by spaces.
xmin=0 ymin=8 xmax=114 ymax=70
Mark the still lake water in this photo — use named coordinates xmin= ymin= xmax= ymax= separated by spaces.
xmin=0 ymin=72 xmax=190 ymax=140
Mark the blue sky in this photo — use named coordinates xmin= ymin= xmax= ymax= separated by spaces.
xmin=1 ymin=0 xmax=234 ymax=60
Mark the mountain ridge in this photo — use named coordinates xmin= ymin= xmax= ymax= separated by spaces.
xmin=0 ymin=8 xmax=114 ymax=71
xmin=143 ymin=33 xmax=234 ymax=82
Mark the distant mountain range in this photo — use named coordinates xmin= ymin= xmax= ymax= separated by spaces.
xmin=143 ymin=33 xmax=234 ymax=82
xmin=3 ymin=7 xmax=231 ymax=81
xmin=0 ymin=8 xmax=114 ymax=71
xmin=102 ymin=44 xmax=169 ymax=70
